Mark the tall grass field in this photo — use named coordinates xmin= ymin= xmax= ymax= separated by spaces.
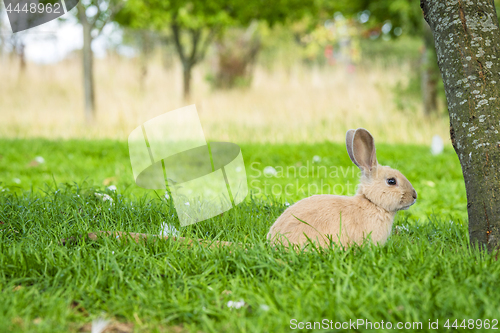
xmin=1 ymin=139 xmax=499 ymax=333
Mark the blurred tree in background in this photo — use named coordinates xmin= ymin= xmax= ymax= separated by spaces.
xmin=110 ymin=0 xmax=500 ymax=112
xmin=0 ymin=0 xmax=27 ymax=73
xmin=2 ymin=0 xmax=498 ymax=119
xmin=115 ymin=0 xmax=312 ymax=99
xmin=208 ymin=21 xmax=260 ymax=89
xmin=75 ymin=0 xmax=124 ymax=123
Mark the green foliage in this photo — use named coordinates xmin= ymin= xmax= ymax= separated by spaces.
xmin=316 ymin=0 xmax=423 ymax=36
xmin=316 ymin=0 xmax=500 ymax=37
xmin=116 ymin=0 xmax=316 ymax=32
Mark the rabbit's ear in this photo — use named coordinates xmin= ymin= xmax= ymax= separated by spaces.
xmin=352 ymin=128 xmax=378 ymax=172
xmin=345 ymin=129 xmax=357 ymax=167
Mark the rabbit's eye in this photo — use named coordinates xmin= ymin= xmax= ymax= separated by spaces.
xmin=386 ymin=178 xmax=397 ymax=186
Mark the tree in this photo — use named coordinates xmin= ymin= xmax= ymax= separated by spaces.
xmin=116 ymin=0 xmax=232 ymax=100
xmin=421 ymin=0 xmax=500 ymax=252
xmin=76 ymin=0 xmax=123 ymax=123
xmin=211 ymin=22 xmax=260 ymax=89
xmin=116 ymin=0 xmax=312 ymax=100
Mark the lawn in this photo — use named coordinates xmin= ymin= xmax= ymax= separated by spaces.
xmin=1 ymin=139 xmax=499 ymax=333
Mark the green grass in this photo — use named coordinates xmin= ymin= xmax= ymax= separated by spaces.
xmin=0 ymin=138 xmax=466 ymax=221
xmin=2 ymin=139 xmax=499 ymax=333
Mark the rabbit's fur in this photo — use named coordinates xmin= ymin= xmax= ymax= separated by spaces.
xmin=267 ymin=128 xmax=417 ymax=248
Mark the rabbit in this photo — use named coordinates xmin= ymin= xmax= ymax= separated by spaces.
xmin=267 ymin=128 xmax=417 ymax=248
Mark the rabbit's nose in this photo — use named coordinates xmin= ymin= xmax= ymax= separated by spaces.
xmin=412 ymin=190 xmax=417 ymax=200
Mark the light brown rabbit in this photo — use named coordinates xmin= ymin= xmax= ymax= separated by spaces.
xmin=267 ymin=128 xmax=417 ymax=248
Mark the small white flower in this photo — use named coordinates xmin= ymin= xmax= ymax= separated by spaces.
xmin=107 ymin=185 xmax=117 ymax=191
xmin=396 ymin=225 xmax=410 ymax=233
xmin=185 ymin=202 xmax=190 ymax=206
xmin=227 ymin=299 xmax=245 ymax=309
xmin=431 ymin=135 xmax=444 ymax=155
xmin=95 ymin=193 xmax=113 ymax=203
xmin=260 ymin=304 xmax=270 ymax=311
xmin=34 ymin=156 xmax=45 ymax=164
xmin=91 ymin=318 xmax=109 ymax=333
xmin=425 ymin=180 xmax=435 ymax=187
xmin=165 ymin=193 xmax=170 ymax=200
xmin=159 ymin=222 xmax=179 ymax=237
xmin=112 ymin=251 xmax=115 ymax=254
xmin=312 ymin=155 xmax=321 ymax=163
xmin=263 ymin=166 xmax=278 ymax=177
xmin=285 ymin=202 xmax=290 ymax=206
xmin=12 ymin=178 xmax=21 ymax=184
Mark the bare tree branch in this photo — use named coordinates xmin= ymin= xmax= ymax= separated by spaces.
xmin=195 ymin=27 xmax=218 ymax=63
xmin=188 ymin=28 xmax=201 ymax=65
xmin=77 ymin=1 xmax=89 ymax=26
xmin=171 ymin=22 xmax=186 ymax=65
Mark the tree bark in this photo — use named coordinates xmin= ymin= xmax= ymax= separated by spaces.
xmin=421 ymin=0 xmax=500 ymax=252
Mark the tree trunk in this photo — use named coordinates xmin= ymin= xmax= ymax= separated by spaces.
xmin=139 ymin=30 xmax=151 ymax=91
xmin=421 ymin=21 xmax=439 ymax=116
xmin=82 ymin=22 xmax=95 ymax=123
xmin=421 ymin=0 xmax=500 ymax=252
xmin=79 ymin=4 xmax=95 ymax=123
xmin=18 ymin=40 xmax=26 ymax=73
xmin=171 ymin=23 xmax=214 ymax=101
xmin=182 ymin=66 xmax=192 ymax=100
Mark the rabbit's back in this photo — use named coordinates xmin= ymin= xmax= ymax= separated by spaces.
xmin=267 ymin=194 xmax=395 ymax=247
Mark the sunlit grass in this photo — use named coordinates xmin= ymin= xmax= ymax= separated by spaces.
xmin=1 ymin=182 xmax=499 ymax=333
xmin=0 ymin=138 xmax=496 ymax=333
xmin=0 ymin=139 xmax=467 ymax=223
